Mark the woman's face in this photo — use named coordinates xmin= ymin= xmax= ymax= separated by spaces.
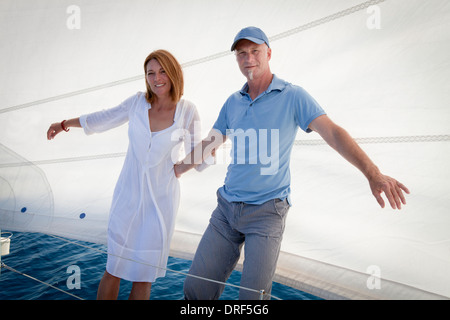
xmin=146 ymin=58 xmax=172 ymax=99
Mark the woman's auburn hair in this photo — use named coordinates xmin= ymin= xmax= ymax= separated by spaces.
xmin=144 ymin=49 xmax=184 ymax=104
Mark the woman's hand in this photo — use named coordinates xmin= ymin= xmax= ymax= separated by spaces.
xmin=174 ymin=162 xmax=189 ymax=178
xmin=47 ymin=122 xmax=64 ymax=140
xmin=47 ymin=118 xmax=81 ymax=140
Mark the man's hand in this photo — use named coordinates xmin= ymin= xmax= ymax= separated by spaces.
xmin=369 ymin=173 xmax=410 ymax=209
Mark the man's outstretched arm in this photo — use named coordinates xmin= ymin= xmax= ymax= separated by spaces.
xmin=308 ymin=114 xmax=410 ymax=209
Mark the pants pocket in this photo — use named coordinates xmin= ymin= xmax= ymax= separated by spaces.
xmin=273 ymin=198 xmax=290 ymax=216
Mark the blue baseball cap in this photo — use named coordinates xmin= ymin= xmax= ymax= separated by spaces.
xmin=230 ymin=26 xmax=270 ymax=51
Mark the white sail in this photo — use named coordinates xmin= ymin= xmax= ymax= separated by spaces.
xmin=1 ymin=0 xmax=449 ymax=299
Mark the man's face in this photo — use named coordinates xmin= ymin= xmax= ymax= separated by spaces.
xmin=234 ymin=39 xmax=271 ymax=81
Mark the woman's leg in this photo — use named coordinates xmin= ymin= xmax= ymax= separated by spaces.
xmin=97 ymin=270 xmax=121 ymax=300
xmin=129 ymin=282 xmax=152 ymax=300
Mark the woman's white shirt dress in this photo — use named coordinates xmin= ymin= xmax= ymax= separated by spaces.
xmin=79 ymin=92 xmax=204 ymax=282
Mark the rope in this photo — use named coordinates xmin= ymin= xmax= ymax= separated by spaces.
xmin=0 ymin=152 xmax=127 ymax=168
xmin=0 ymin=134 xmax=448 ymax=168
xmin=45 ymin=233 xmax=281 ymax=300
xmin=269 ymin=0 xmax=386 ymax=42
xmin=294 ymin=134 xmax=450 ymax=146
xmin=0 ymin=0 xmax=387 ymax=114
xmin=2 ymin=231 xmax=279 ymax=299
xmin=1 ymin=262 xmax=84 ymax=300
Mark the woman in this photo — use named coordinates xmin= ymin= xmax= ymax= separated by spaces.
xmin=47 ymin=50 xmax=207 ymax=300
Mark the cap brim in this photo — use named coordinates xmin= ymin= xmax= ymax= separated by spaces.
xmin=230 ymin=37 xmax=265 ymax=51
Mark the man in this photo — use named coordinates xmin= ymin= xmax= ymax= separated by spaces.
xmin=174 ymin=26 xmax=409 ymax=300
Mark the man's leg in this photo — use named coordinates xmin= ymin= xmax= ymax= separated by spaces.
xmin=184 ymin=193 xmax=244 ymax=299
xmin=238 ymin=233 xmax=283 ymax=300
xmin=238 ymin=198 xmax=290 ymax=300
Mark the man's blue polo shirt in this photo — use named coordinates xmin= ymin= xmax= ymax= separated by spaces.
xmin=213 ymin=74 xmax=326 ymax=205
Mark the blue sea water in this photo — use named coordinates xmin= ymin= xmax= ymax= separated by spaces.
xmin=0 ymin=231 xmax=321 ymax=300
